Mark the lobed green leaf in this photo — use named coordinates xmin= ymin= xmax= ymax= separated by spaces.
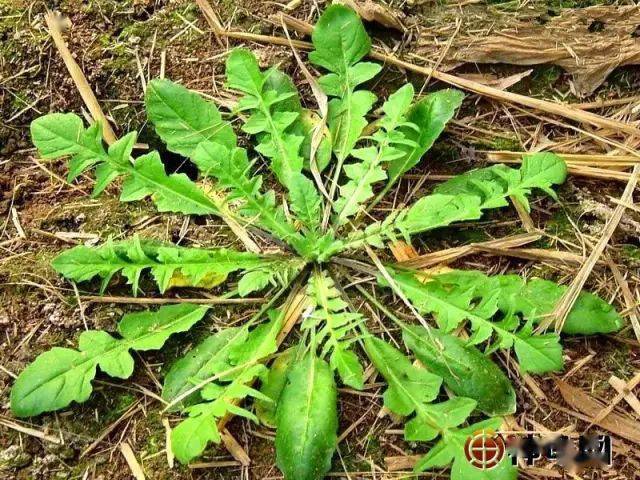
xmin=169 ymin=311 xmax=283 ymax=463
xmin=401 ymin=325 xmax=516 ymax=416
xmin=52 ymin=237 xmax=300 ymax=295
xmin=304 ymin=270 xmax=365 ymax=389
xmin=392 ymin=271 xmax=564 ymax=374
xmin=343 ymin=154 xmax=567 ymax=251
xmin=225 ymin=49 xmax=323 ymax=233
xmin=31 ymin=113 xmax=220 ymax=216
xmin=333 ymin=84 xmax=416 ymax=225
xmin=11 ymin=304 xmax=208 ymax=417
xmin=415 ymin=417 xmax=517 ymax=479
xmin=386 ymin=89 xmax=464 ymax=188
xmin=310 ymin=4 xmax=381 ymax=161
xmin=427 ymin=269 xmax=623 ymax=335
xmin=364 ymin=334 xmax=516 ymax=479
xmin=192 ymin=141 xmax=313 ymax=254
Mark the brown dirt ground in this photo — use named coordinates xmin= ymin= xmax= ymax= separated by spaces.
xmin=1 ymin=0 xmax=640 ymax=479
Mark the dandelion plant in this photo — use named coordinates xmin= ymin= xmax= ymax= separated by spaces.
xmin=12 ymin=5 xmax=623 ymax=480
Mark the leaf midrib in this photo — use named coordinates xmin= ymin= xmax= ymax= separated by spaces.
xmin=120 ymin=158 xmax=219 ymax=214
xmin=401 ymin=280 xmax=521 ymax=348
xmin=19 ymin=308 xmax=205 ymax=401
xmin=149 ymin=83 xmax=228 ymax=148
xmin=335 ymin=129 xmax=394 ymax=224
xmin=367 ymin=340 xmax=445 ymax=434
xmin=300 ymin=354 xmax=317 ymax=465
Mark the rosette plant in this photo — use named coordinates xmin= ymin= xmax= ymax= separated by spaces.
xmin=11 ymin=5 xmax=622 ymax=480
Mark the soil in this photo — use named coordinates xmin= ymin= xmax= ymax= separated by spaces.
xmin=1 ymin=0 xmax=639 ymax=479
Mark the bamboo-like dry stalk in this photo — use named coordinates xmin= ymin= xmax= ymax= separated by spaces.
xmin=566 ymin=165 xmax=632 ymax=182
xmin=473 ymin=245 xmax=594 ymax=266
xmin=608 ymin=260 xmax=640 ymax=342
xmin=45 ymin=11 xmax=117 ymax=144
xmin=80 ymin=295 xmax=264 ymax=305
xmin=193 ymin=8 xmax=640 ymax=137
xmin=485 ymin=152 xmax=634 ymax=182
xmin=485 ymin=150 xmax=639 ymax=167
xmin=608 ymin=375 xmax=640 ymax=418
xmin=194 ymin=0 xmax=225 ymax=47
xmin=119 ymin=442 xmax=146 ymax=480
xmin=397 ymin=232 xmax=541 ymax=269
xmin=546 ymin=163 xmax=640 ymax=332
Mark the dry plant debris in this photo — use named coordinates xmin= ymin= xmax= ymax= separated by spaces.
xmin=416 ymin=5 xmax=640 ymax=97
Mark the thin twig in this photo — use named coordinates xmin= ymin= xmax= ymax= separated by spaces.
xmin=80 ymin=295 xmax=263 ymax=305
xmin=45 ymin=11 xmax=117 ymax=143
xmin=544 ymin=164 xmax=640 ymax=332
xmin=270 ymin=13 xmax=640 ymax=137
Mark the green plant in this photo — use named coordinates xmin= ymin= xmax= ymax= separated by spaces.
xmin=11 ymin=5 xmax=623 ymax=480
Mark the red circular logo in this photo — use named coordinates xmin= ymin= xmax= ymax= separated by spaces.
xmin=464 ymin=429 xmax=506 ymax=469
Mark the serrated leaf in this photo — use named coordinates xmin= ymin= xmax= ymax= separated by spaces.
xmin=364 ymin=336 xmax=442 ymax=416
xmin=229 ymin=310 xmax=282 ymax=365
xmin=238 ymin=261 xmax=304 ymax=297
xmin=146 ymin=78 xmax=236 ymax=159
xmin=92 ymin=133 xmax=137 ymax=196
xmin=513 ymin=333 xmax=563 ymax=373
xmin=305 ymin=270 xmax=365 ymax=389
xmin=415 ymin=418 xmax=518 ymax=480
xmin=310 ymin=5 xmax=381 ymax=161
xmin=226 ymin=49 xmax=303 ymax=183
xmin=414 ymin=436 xmax=456 ymax=471
xmin=225 ymin=49 xmax=322 ymax=232
xmin=415 ymin=268 xmax=622 ymax=359
xmin=120 ymin=150 xmax=218 ymax=214
xmin=405 ymin=397 xmax=477 ymax=441
xmin=237 ymin=270 xmax=271 ymax=297
xmin=275 ymin=352 xmax=338 ymax=480
xmin=364 ymin=335 xmax=478 ymax=444
xmin=169 ymin=313 xmax=283 ymax=463
xmin=343 ymin=154 xmax=567 ymax=251
xmin=309 ymin=5 xmax=373 ymax=83
xmin=288 ymin=174 xmax=323 ymax=230
xmin=520 ymin=152 xmax=567 ymax=195
xmin=333 ymin=85 xmax=416 ymax=225
xmin=329 ymin=348 xmax=364 ymax=391
xmin=31 ymin=113 xmax=221 ymax=216
xmin=52 ymin=237 xmax=295 ymax=294
xmin=162 ymin=327 xmax=248 ymax=409
xmin=451 ymin=453 xmax=517 ymax=480
xmin=434 ymin=153 xmax=567 ymax=212
xmin=397 ymin=193 xmax=484 ymax=236
xmin=333 ymin=146 xmax=387 ymax=223
xmin=391 ymin=271 xmax=564 ymax=374
xmin=31 ymin=113 xmax=103 ymax=180
xmin=171 ymin=410 xmax=222 ymax=464
xmin=327 ymin=90 xmax=378 ymax=161
xmin=11 ymin=304 xmax=208 ymax=417
xmin=192 ymin=142 xmax=311 ymax=252
xmin=386 ymin=89 xmax=464 ymax=187
xmin=401 ymin=325 xmax=516 ymax=416
xmin=171 ymin=380 xmax=263 ymax=464
xmin=482 ymin=273 xmax=623 ymax=335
